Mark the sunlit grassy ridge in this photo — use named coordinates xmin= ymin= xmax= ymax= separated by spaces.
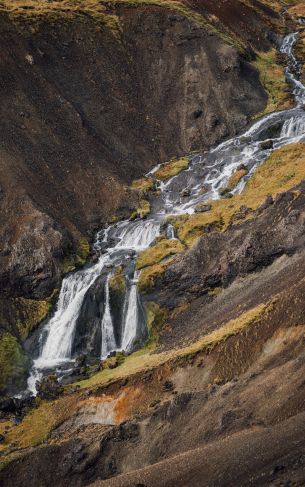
xmin=138 ymin=258 xmax=174 ymax=292
xmin=0 ymin=393 xmax=80 ymax=468
xmin=0 ymin=301 xmax=268 ymax=466
xmin=0 ymin=0 xmax=247 ymax=49
xmin=226 ymin=167 xmax=248 ymax=192
xmin=0 ymin=0 xmax=121 ymax=33
xmin=289 ymin=1 xmax=305 ymax=17
xmin=131 ymin=177 xmax=155 ymax=192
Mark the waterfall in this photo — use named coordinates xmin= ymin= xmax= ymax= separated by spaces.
xmin=121 ymin=272 xmax=141 ymax=353
xmin=35 ymin=258 xmax=105 ymax=369
xmin=115 ymin=220 xmax=160 ymax=250
xmin=26 ymin=31 xmax=305 ymax=395
xmin=281 ymin=115 xmax=305 ymax=138
xmin=101 ymin=275 xmax=117 ymax=359
xmin=280 ymin=32 xmax=305 ymax=106
xmin=166 ymin=224 xmax=176 ymax=240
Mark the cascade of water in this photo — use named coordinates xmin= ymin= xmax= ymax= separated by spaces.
xmin=121 ymin=271 xmax=141 ymax=353
xmin=36 ymin=257 xmax=106 ymax=369
xmin=101 ymin=275 xmax=117 ymax=359
xmin=280 ymin=32 xmax=305 ymax=106
xmin=281 ymin=115 xmax=305 ymax=138
xmin=166 ymin=224 xmax=176 ymax=240
xmin=115 ymin=220 xmax=160 ymax=250
xmin=26 ymin=31 xmax=305 ymax=394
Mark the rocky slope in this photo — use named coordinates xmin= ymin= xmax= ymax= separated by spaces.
xmin=0 ymin=0 xmax=283 ymax=392
xmin=1 ymin=1 xmax=305 ymax=486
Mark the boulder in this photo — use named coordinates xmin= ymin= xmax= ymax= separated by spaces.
xmin=195 ymin=202 xmax=212 ymax=213
xmin=260 ymin=139 xmax=273 ymax=150
xmin=180 ymin=188 xmax=191 ymax=198
xmin=36 ymin=375 xmax=64 ymax=401
xmin=198 ymin=185 xmax=209 ymax=195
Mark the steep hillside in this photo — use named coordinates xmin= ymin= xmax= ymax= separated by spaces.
xmin=0 ymin=0 xmax=284 ymax=393
xmin=1 ymin=1 xmax=305 ymax=486
xmin=0 ymin=0 xmax=276 ymax=297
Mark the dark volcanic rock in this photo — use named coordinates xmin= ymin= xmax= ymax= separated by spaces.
xmin=0 ymin=5 xmax=269 ymax=393
xmin=0 ymin=7 xmax=267 ymax=303
xmin=36 ymin=375 xmax=64 ymax=401
xmin=149 ymin=182 xmax=305 ymax=314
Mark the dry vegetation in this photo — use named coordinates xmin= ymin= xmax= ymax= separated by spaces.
xmin=135 ymin=143 xmax=305 ymax=292
xmin=289 ymin=1 xmax=305 ymax=18
xmin=0 ymin=0 xmax=244 ymax=48
xmin=138 ymin=258 xmax=174 ymax=292
xmin=168 ymin=143 xmax=305 ymax=247
xmin=109 ymin=266 xmax=126 ymax=293
xmin=0 ymin=301 xmax=268 ymax=466
xmin=137 ymin=237 xmax=185 ymax=270
xmin=253 ymin=49 xmax=294 ymax=116
xmin=130 ymin=198 xmax=151 ymax=219
xmin=226 ymin=167 xmax=248 ymax=192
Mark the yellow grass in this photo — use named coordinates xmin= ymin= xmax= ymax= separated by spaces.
xmin=130 ymin=198 xmax=150 ymax=219
xmin=109 ymin=266 xmax=126 ymax=293
xmin=1 ymin=394 xmax=79 ymax=454
xmin=169 ymin=143 xmax=305 ymax=246
xmin=289 ymin=1 xmax=305 ymax=18
xmin=138 ymin=258 xmax=174 ymax=292
xmin=226 ymin=168 xmax=248 ymax=192
xmin=136 ymin=238 xmax=185 ymax=270
xmin=0 ymin=301 xmax=269 ymax=465
xmin=81 ymin=302 xmax=268 ymax=388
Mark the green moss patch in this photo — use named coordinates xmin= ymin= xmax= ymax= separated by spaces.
xmin=154 ymin=157 xmax=189 ymax=181
xmin=138 ymin=259 xmax=174 ymax=293
xmin=15 ymin=298 xmax=51 ymax=342
xmin=0 ymin=394 xmax=80 ymax=459
xmin=253 ymin=49 xmax=294 ymax=116
xmin=144 ymin=301 xmax=169 ymax=346
xmin=61 ymin=236 xmax=90 ymax=274
xmin=109 ymin=266 xmax=126 ymax=293
xmin=131 ymin=177 xmax=155 ymax=192
xmin=0 ymin=295 xmax=52 ymax=344
xmin=0 ymin=332 xmax=28 ymax=392
xmin=130 ymin=199 xmax=150 ymax=220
